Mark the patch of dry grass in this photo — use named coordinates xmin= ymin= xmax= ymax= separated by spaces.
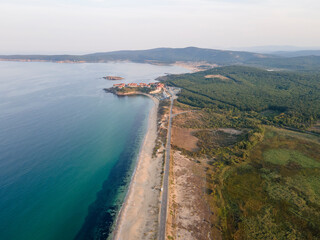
xmin=171 ymin=127 xmax=199 ymax=152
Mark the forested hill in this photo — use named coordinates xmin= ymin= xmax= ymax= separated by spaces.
xmin=162 ymin=66 xmax=320 ymax=129
xmin=247 ymin=55 xmax=320 ymax=72
xmin=2 ymin=47 xmax=320 ymax=71
xmin=82 ymin=47 xmax=270 ymax=64
xmin=0 ymin=47 xmax=269 ymax=65
xmin=271 ymin=50 xmax=320 ymax=57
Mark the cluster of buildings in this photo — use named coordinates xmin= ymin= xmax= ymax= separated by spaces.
xmin=113 ymin=82 xmax=165 ymax=90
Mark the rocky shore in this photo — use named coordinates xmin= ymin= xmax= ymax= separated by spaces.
xmin=103 ymin=76 xmax=124 ymax=80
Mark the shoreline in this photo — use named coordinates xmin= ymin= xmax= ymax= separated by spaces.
xmin=0 ymin=59 xmax=205 ymax=72
xmin=112 ymin=93 xmax=160 ymax=239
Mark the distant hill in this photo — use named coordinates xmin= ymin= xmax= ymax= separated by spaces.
xmin=232 ymin=45 xmax=320 ymax=53
xmin=82 ymin=47 xmax=271 ymax=64
xmin=270 ymin=50 xmax=320 ymax=57
xmin=0 ymin=47 xmax=271 ymax=65
xmin=1 ymin=47 xmax=320 ymax=72
xmin=247 ymin=55 xmax=320 ymax=71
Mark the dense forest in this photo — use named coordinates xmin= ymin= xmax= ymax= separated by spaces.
xmin=163 ymin=66 xmax=320 ymax=129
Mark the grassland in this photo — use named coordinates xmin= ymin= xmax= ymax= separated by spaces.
xmin=165 ymin=66 xmax=320 ymax=239
xmin=206 ymin=127 xmax=320 ymax=239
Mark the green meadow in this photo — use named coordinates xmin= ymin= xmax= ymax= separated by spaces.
xmin=219 ymin=127 xmax=320 ymax=239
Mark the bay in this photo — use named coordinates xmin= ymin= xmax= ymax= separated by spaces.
xmin=0 ymin=61 xmax=187 ymax=239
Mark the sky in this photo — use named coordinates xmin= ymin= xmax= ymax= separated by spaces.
xmin=1 ymin=0 xmax=320 ymax=54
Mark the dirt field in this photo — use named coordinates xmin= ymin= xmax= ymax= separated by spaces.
xmin=171 ymin=127 xmax=199 ymax=152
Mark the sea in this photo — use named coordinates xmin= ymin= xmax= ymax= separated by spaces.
xmin=0 ymin=61 xmax=187 ymax=240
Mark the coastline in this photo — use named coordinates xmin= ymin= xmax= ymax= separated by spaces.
xmin=173 ymin=61 xmax=218 ymax=72
xmin=112 ymin=94 xmax=161 ymax=239
xmin=0 ymin=58 xmax=210 ymax=72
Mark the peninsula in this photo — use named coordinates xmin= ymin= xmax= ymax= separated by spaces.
xmin=105 ymin=82 xmax=166 ymax=96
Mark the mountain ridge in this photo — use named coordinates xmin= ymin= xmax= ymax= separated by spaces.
xmin=1 ymin=47 xmax=320 ymax=72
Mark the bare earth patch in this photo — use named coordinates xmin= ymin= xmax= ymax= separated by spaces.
xmin=172 ymin=127 xmax=199 ymax=152
xmin=173 ymin=111 xmax=204 ymax=128
xmin=204 ymin=74 xmax=229 ymax=80
xmin=217 ymin=128 xmax=242 ymax=135
xmin=167 ymin=151 xmax=212 ymax=240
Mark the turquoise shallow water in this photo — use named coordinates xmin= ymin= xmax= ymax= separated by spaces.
xmin=0 ymin=61 xmax=187 ymax=240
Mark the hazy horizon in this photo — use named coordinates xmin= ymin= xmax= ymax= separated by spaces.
xmin=1 ymin=0 xmax=320 ymax=54
xmin=2 ymin=45 xmax=320 ymax=55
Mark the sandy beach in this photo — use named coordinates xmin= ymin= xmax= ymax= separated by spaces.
xmin=113 ymin=95 xmax=163 ymax=240
xmin=173 ymin=61 xmax=218 ymax=72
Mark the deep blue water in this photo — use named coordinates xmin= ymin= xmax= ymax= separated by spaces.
xmin=0 ymin=61 xmax=187 ymax=240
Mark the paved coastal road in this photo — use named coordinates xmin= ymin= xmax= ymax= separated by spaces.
xmin=158 ymin=88 xmax=175 ymax=240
